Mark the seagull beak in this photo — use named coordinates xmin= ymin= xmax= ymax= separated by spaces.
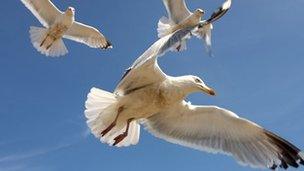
xmin=199 ymin=84 xmax=216 ymax=96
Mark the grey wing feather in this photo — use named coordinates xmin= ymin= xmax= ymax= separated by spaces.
xmin=143 ymin=101 xmax=304 ymax=169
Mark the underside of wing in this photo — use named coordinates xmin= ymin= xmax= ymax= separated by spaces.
xmin=114 ymin=27 xmax=194 ymax=96
xmin=163 ymin=0 xmax=192 ymax=24
xmin=64 ymin=21 xmax=112 ymax=49
xmin=21 ymin=0 xmax=62 ymax=27
xmin=114 ymin=38 xmax=168 ymax=96
xmin=143 ymin=101 xmax=304 ymax=169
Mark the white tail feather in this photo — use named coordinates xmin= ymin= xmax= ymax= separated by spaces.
xmin=85 ymin=87 xmax=140 ymax=147
xmin=29 ymin=26 xmax=68 ymax=57
xmin=157 ymin=16 xmax=175 ymax=38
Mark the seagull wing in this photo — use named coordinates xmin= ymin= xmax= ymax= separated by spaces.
xmin=114 ymin=36 xmax=168 ymax=95
xmin=21 ymin=0 xmax=62 ymax=27
xmin=143 ymin=101 xmax=304 ymax=169
xmin=207 ymin=0 xmax=232 ymax=23
xmin=163 ymin=0 xmax=192 ymax=24
xmin=64 ymin=22 xmax=112 ymax=49
xmin=115 ymin=27 xmax=193 ymax=95
xmin=193 ymin=23 xmax=213 ymax=57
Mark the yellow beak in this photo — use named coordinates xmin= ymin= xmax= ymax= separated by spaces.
xmin=199 ymin=85 xmax=216 ymax=96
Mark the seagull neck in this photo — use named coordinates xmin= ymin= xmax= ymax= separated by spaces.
xmin=167 ymin=77 xmax=196 ymax=99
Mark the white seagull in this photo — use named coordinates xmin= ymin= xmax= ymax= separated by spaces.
xmin=21 ymin=0 xmax=112 ymax=57
xmin=158 ymin=0 xmax=232 ymax=56
xmin=84 ymin=28 xmax=304 ymax=170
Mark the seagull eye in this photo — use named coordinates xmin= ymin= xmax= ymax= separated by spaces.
xmin=195 ymin=78 xmax=202 ymax=83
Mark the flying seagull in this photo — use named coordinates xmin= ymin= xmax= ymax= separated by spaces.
xmin=21 ymin=0 xmax=112 ymax=57
xmin=84 ymin=28 xmax=304 ymax=170
xmin=157 ymin=0 xmax=231 ymax=56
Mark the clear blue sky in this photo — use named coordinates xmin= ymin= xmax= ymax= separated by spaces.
xmin=0 ymin=0 xmax=304 ymax=170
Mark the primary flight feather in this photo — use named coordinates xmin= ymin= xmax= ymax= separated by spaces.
xmin=21 ymin=0 xmax=112 ymax=57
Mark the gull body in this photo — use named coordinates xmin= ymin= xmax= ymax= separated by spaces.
xmin=85 ymin=28 xmax=304 ymax=170
xmin=21 ymin=0 xmax=112 ymax=57
xmin=158 ymin=9 xmax=204 ymax=38
xmin=109 ymin=75 xmax=214 ymax=126
xmin=38 ymin=7 xmax=75 ymax=51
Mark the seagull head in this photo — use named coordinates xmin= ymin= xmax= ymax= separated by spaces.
xmin=66 ymin=7 xmax=75 ymax=16
xmin=177 ymin=75 xmax=215 ymax=96
xmin=194 ymin=8 xmax=205 ymax=16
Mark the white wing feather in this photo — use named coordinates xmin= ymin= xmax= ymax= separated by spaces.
xmin=163 ymin=0 xmax=192 ymax=24
xmin=143 ymin=101 xmax=304 ymax=169
xmin=115 ymin=27 xmax=193 ymax=95
xmin=20 ymin=0 xmax=62 ymax=27
xmin=64 ymin=22 xmax=112 ymax=49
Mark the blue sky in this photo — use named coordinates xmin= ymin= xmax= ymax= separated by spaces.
xmin=0 ymin=0 xmax=304 ymax=170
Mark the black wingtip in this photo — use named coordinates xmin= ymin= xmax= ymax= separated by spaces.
xmin=264 ymin=130 xmax=303 ymax=169
xmin=120 ymin=67 xmax=132 ymax=81
xmin=300 ymin=158 xmax=304 ymax=165
xmin=270 ymin=164 xmax=277 ymax=170
xmin=101 ymin=40 xmax=113 ymax=50
xmin=207 ymin=0 xmax=231 ymax=23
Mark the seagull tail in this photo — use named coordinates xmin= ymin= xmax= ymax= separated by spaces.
xmin=85 ymin=87 xmax=140 ymax=147
xmin=29 ymin=26 xmax=68 ymax=57
xmin=157 ymin=16 xmax=175 ymax=38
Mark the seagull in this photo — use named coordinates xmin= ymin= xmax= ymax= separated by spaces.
xmin=157 ymin=0 xmax=232 ymax=56
xmin=84 ymin=28 xmax=304 ymax=170
xmin=21 ymin=0 xmax=112 ymax=57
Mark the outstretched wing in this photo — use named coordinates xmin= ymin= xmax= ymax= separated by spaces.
xmin=21 ymin=0 xmax=62 ymax=27
xmin=114 ymin=27 xmax=193 ymax=96
xmin=163 ymin=0 xmax=192 ymax=24
xmin=64 ymin=22 xmax=112 ymax=49
xmin=143 ymin=101 xmax=304 ymax=170
xmin=207 ymin=0 xmax=232 ymax=23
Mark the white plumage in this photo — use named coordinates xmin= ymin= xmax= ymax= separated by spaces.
xmin=21 ymin=0 xmax=112 ymax=57
xmin=85 ymin=28 xmax=304 ymax=170
xmin=158 ymin=0 xmax=232 ymax=55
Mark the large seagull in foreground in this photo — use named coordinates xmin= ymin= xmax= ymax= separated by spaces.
xmin=21 ymin=0 xmax=112 ymax=57
xmin=157 ymin=0 xmax=232 ymax=56
xmin=84 ymin=27 xmax=304 ymax=170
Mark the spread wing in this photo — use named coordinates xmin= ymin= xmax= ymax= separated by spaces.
xmin=21 ymin=0 xmax=62 ymax=27
xmin=207 ymin=0 xmax=232 ymax=23
xmin=64 ymin=22 xmax=112 ymax=49
xmin=163 ymin=0 xmax=192 ymax=24
xmin=114 ymin=27 xmax=193 ymax=96
xmin=143 ymin=101 xmax=304 ymax=170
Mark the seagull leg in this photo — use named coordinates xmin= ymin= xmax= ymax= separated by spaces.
xmin=100 ymin=106 xmax=124 ymax=137
xmin=112 ymin=118 xmax=134 ymax=146
xmin=46 ymin=36 xmax=57 ymax=50
xmin=46 ymin=42 xmax=53 ymax=50
xmin=40 ymin=35 xmax=48 ymax=47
